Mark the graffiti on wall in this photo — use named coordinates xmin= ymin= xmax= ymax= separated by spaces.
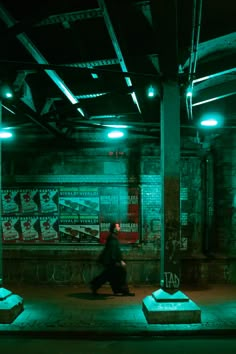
xmin=164 ymin=271 xmax=180 ymax=288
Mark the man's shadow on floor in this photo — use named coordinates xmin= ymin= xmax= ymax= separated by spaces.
xmin=67 ymin=292 xmax=115 ymax=300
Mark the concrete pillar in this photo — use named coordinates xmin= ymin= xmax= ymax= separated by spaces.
xmin=160 ymin=80 xmax=181 ymax=290
xmin=142 ymin=82 xmax=201 ymax=324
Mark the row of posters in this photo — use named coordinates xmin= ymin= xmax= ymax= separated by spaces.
xmin=2 ymin=189 xmax=58 ymax=214
xmin=1 ymin=186 xmax=139 ymax=244
xmin=2 ymin=216 xmax=59 ymax=242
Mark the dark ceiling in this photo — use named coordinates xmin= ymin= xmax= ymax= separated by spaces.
xmin=0 ymin=0 xmax=235 ymax=148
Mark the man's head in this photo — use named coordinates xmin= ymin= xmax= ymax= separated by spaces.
xmin=109 ymin=222 xmax=120 ymax=234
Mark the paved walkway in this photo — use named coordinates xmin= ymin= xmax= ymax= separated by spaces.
xmin=0 ymin=283 xmax=236 ymax=337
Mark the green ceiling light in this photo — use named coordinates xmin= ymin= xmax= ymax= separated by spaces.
xmin=5 ymin=91 xmax=13 ymax=98
xmin=0 ymin=131 xmax=12 ymax=138
xmin=108 ymin=130 xmax=124 ymax=138
xmin=147 ymin=85 xmax=155 ymax=98
xmin=104 ymin=124 xmax=128 ymax=128
xmin=91 ymin=72 xmax=99 ymax=79
xmin=0 ymin=83 xmax=13 ymax=99
xmin=186 ymin=87 xmax=193 ymax=97
xmin=200 ymin=119 xmax=218 ymax=127
xmin=77 ymin=107 xmax=85 ymax=117
xmin=199 ymin=112 xmax=223 ymax=128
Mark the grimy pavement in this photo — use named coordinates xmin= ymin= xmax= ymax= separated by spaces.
xmin=0 ymin=283 xmax=236 ymax=337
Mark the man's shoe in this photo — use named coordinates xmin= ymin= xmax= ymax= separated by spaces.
xmin=89 ymin=283 xmax=98 ymax=295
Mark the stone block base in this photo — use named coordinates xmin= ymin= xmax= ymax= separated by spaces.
xmin=142 ymin=288 xmax=201 ymax=324
xmin=0 ymin=287 xmax=24 ymax=324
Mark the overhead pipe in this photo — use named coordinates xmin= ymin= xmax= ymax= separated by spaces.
xmin=193 ymin=67 xmax=236 ymax=84
xmin=186 ymin=0 xmax=203 ymax=120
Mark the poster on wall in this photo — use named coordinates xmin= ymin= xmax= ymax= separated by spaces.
xmin=143 ymin=217 xmax=161 ymax=246
xmin=20 ymin=216 xmax=40 ymax=242
xmin=2 ymin=189 xmax=20 ymax=214
xmin=19 ymin=189 xmax=39 ymax=213
xmin=59 ymin=187 xmax=100 ymax=243
xmin=59 ymin=186 xmax=99 ymax=216
xmin=1 ymin=185 xmax=139 ymax=244
xmin=2 ymin=216 xmax=21 ymax=242
xmin=100 ymin=221 xmax=139 ymax=244
xmin=127 ymin=187 xmax=139 ymax=223
xmin=39 ymin=189 xmax=59 ymax=213
xmin=39 ymin=216 xmax=59 ymax=242
xmin=59 ymin=216 xmax=80 ymax=242
xmin=142 ymin=185 xmax=161 ymax=246
xmin=99 ymin=187 xmax=120 ymax=222
xmin=99 ymin=187 xmax=139 ymax=244
xmin=59 ymin=215 xmax=100 ymax=243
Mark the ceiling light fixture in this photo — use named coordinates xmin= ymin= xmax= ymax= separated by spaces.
xmin=77 ymin=107 xmax=85 ymax=117
xmin=108 ymin=130 xmax=124 ymax=138
xmin=186 ymin=87 xmax=193 ymax=97
xmin=147 ymin=85 xmax=155 ymax=97
xmin=200 ymin=119 xmax=218 ymax=127
xmin=199 ymin=112 xmax=223 ymax=128
xmin=104 ymin=124 xmax=128 ymax=128
xmin=0 ymin=131 xmax=12 ymax=138
xmin=91 ymin=72 xmax=99 ymax=79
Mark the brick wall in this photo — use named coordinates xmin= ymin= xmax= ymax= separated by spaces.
xmin=214 ymin=133 xmax=236 ymax=254
xmin=2 ymin=142 xmax=236 ymax=285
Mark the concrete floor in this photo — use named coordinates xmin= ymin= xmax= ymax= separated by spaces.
xmin=0 ymin=283 xmax=236 ymax=336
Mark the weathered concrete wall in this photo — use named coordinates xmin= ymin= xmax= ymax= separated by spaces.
xmin=2 ymin=245 xmax=160 ymax=286
xmin=3 ymin=245 xmax=236 ymax=286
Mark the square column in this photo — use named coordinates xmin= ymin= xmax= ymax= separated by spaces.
xmin=160 ymin=80 xmax=181 ymax=290
xmin=142 ymin=81 xmax=201 ymax=324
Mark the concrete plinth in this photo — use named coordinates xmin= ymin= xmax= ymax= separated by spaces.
xmin=0 ymin=287 xmax=24 ymax=324
xmin=142 ymin=288 xmax=201 ymax=324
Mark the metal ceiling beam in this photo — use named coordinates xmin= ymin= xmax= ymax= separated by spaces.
xmin=34 ymin=3 xmax=152 ymax=28
xmin=98 ymin=0 xmax=142 ymax=114
xmin=35 ymin=8 xmax=103 ymax=26
xmin=60 ymin=119 xmax=159 ymax=137
xmin=135 ymin=1 xmax=152 ymax=26
xmin=65 ymin=58 xmax=120 ymax=68
xmin=0 ymin=3 xmax=82 ymax=117
xmin=13 ymin=102 xmax=70 ymax=138
xmin=183 ymin=32 xmax=236 ymax=70
xmin=0 ymin=59 xmax=159 ymax=80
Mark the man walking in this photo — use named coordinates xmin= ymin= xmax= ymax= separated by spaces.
xmin=90 ymin=222 xmax=135 ymax=296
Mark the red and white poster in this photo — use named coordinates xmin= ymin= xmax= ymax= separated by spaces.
xmin=2 ymin=190 xmax=20 ymax=214
xmin=99 ymin=187 xmax=139 ymax=244
xmin=39 ymin=189 xmax=58 ymax=213
xmin=20 ymin=189 xmax=39 ymax=213
xmin=20 ymin=216 xmax=40 ymax=242
xmin=2 ymin=216 xmax=21 ymax=242
xmin=39 ymin=216 xmax=59 ymax=242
